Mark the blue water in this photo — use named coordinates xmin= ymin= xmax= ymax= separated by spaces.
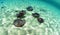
xmin=41 ymin=0 xmax=60 ymax=9
xmin=0 ymin=0 xmax=60 ymax=35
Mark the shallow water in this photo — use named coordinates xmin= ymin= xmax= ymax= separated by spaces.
xmin=0 ymin=0 xmax=60 ymax=35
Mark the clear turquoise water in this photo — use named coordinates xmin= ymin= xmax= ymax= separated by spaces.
xmin=0 ymin=0 xmax=60 ymax=35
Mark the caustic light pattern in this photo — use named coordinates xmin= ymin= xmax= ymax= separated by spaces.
xmin=0 ymin=0 xmax=60 ymax=35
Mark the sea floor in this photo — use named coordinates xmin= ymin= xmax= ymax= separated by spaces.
xmin=0 ymin=0 xmax=60 ymax=35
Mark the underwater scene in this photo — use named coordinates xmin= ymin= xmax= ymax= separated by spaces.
xmin=0 ymin=0 xmax=60 ymax=35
